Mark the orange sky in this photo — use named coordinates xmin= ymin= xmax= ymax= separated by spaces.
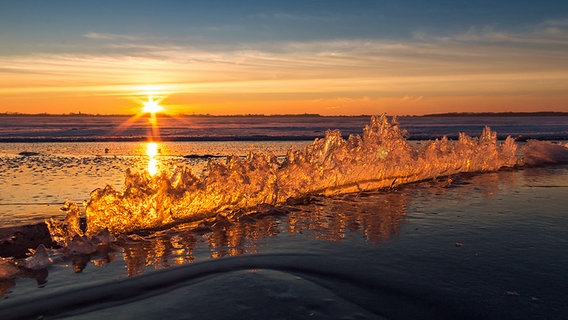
xmin=2 ymin=46 xmax=566 ymax=116
xmin=1 ymin=4 xmax=567 ymax=115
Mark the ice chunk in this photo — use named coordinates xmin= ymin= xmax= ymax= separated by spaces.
xmin=73 ymin=115 xmax=520 ymax=236
xmin=65 ymin=235 xmax=98 ymax=256
xmin=20 ymin=244 xmax=51 ymax=270
xmin=45 ymin=201 xmax=84 ymax=246
xmin=0 ymin=258 xmax=19 ymax=279
xmin=521 ymin=140 xmax=568 ymax=166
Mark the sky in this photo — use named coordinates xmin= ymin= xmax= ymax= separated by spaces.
xmin=1 ymin=0 xmax=568 ymax=115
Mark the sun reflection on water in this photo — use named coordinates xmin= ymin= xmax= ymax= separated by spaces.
xmin=147 ymin=142 xmax=160 ymax=176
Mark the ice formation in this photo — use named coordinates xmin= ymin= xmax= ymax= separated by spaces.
xmin=0 ymin=245 xmax=53 ymax=281
xmin=0 ymin=258 xmax=19 ymax=279
xmin=20 ymin=244 xmax=52 ymax=270
xmin=47 ymin=115 xmax=520 ymax=239
xmin=521 ymin=140 xmax=568 ymax=166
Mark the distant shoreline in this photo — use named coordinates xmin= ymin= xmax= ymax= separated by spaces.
xmin=0 ymin=111 xmax=567 ymax=117
xmin=421 ymin=111 xmax=568 ymax=117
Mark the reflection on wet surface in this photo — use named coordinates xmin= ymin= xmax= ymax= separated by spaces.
xmin=33 ymin=187 xmax=409 ymax=279
xmin=2 ymin=165 xmax=566 ymax=303
xmin=1 ymin=169 xmax=523 ymax=288
xmin=113 ymin=190 xmax=407 ymax=277
xmin=287 ymin=193 xmax=407 ymax=243
xmin=121 ymin=232 xmax=198 ymax=276
xmin=1 ymin=166 xmax=568 ymax=320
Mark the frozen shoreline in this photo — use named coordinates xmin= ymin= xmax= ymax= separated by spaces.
xmin=1 ymin=164 xmax=567 ymax=319
xmin=1 ymin=115 xmax=567 ymax=319
xmin=1 ymin=114 xmax=567 ymax=142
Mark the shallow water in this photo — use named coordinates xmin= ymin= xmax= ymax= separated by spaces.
xmin=1 ymin=165 xmax=567 ymax=319
xmin=1 ymin=116 xmax=567 ymax=319
xmin=0 ymin=141 xmax=307 ymax=227
xmin=1 ymin=115 xmax=567 ymax=142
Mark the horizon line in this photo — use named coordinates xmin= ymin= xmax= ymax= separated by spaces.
xmin=1 ymin=111 xmax=567 ymax=118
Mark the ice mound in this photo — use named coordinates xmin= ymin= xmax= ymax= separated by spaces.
xmin=46 ymin=115 xmax=519 ymax=238
xmin=0 ymin=245 xmax=53 ymax=282
xmin=0 ymin=258 xmax=19 ymax=280
xmin=521 ymin=140 xmax=568 ymax=166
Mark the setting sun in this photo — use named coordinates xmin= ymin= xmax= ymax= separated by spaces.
xmin=142 ymin=97 xmax=164 ymax=114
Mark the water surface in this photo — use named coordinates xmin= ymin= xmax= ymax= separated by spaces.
xmin=0 ymin=115 xmax=567 ymax=319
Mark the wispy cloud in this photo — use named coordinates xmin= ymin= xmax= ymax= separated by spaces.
xmin=402 ymin=95 xmax=423 ymax=102
xmin=414 ymin=18 xmax=568 ymax=46
xmin=83 ymin=32 xmax=139 ymax=41
xmin=249 ymin=12 xmax=340 ymax=22
xmin=2 ymin=20 xmax=568 ymax=114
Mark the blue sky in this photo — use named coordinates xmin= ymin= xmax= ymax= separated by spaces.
xmin=1 ymin=0 xmax=567 ymax=114
xmin=3 ymin=1 xmax=567 ymax=49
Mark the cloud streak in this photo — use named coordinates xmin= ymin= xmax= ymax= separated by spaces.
xmin=83 ymin=32 xmax=139 ymax=41
xmin=1 ymin=20 xmax=568 ymax=114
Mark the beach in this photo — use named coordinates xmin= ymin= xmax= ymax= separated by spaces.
xmin=1 ymin=115 xmax=567 ymax=319
xmin=3 ymin=0 xmax=568 ymax=318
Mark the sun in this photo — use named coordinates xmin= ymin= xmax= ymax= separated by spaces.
xmin=108 ymin=94 xmax=171 ymax=143
xmin=140 ymin=95 xmax=165 ymax=142
xmin=142 ymin=96 xmax=164 ymax=114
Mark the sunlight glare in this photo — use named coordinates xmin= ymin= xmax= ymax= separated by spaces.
xmin=148 ymin=158 xmax=158 ymax=176
xmin=143 ymin=96 xmax=164 ymax=114
xmin=147 ymin=142 xmax=159 ymax=176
